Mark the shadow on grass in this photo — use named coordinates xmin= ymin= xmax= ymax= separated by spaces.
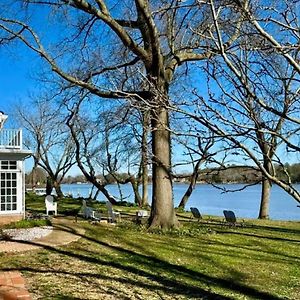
xmin=2 ymin=221 xmax=286 ymax=300
xmin=178 ymin=217 xmax=300 ymax=244
xmin=219 ymin=230 xmax=300 ymax=243
xmin=249 ymin=223 xmax=300 ymax=235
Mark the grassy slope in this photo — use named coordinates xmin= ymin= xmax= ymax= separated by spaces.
xmin=0 ymin=194 xmax=299 ymax=299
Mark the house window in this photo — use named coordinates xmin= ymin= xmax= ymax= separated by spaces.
xmin=0 ymin=161 xmax=17 ymax=170
xmin=0 ymin=172 xmax=17 ymax=211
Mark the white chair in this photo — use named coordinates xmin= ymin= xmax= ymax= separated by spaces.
xmin=137 ymin=210 xmax=148 ymax=218
xmin=82 ymin=200 xmax=101 ymax=221
xmin=106 ymin=201 xmax=121 ymax=223
xmin=45 ymin=195 xmax=57 ymax=216
xmin=136 ymin=210 xmax=148 ymax=224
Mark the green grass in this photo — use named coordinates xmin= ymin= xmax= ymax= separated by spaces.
xmin=0 ymin=194 xmax=299 ymax=299
xmin=2 ymin=219 xmax=51 ymax=229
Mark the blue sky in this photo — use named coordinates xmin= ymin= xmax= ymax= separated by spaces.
xmin=0 ymin=2 xmax=53 ymax=118
xmin=0 ymin=47 xmax=36 ymax=118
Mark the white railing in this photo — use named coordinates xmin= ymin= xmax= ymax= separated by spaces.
xmin=0 ymin=129 xmax=22 ymax=149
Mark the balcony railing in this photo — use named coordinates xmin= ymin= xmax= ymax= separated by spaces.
xmin=0 ymin=129 xmax=22 ymax=149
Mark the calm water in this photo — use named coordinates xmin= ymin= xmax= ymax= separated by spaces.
xmin=61 ymin=183 xmax=300 ymax=221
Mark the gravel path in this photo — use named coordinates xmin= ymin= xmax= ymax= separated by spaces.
xmin=2 ymin=226 xmax=53 ymax=241
xmin=0 ymin=217 xmax=85 ymax=253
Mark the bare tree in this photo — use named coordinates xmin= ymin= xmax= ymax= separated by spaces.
xmin=172 ymin=48 xmax=300 ymax=215
xmin=140 ymin=110 xmax=150 ymax=208
xmin=16 ymin=99 xmax=76 ymax=198
xmin=201 ymin=0 xmax=300 ymax=218
xmin=176 ymin=135 xmax=216 ymax=210
xmin=65 ymin=97 xmax=119 ymax=204
xmin=0 ymin=0 xmax=245 ymax=228
xmin=101 ymin=104 xmax=144 ymax=206
xmin=64 ymin=92 xmax=149 ymax=205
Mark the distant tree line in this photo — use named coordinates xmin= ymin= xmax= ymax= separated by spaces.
xmin=27 ymin=163 xmax=300 ymax=187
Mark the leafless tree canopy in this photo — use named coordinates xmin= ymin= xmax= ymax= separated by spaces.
xmin=0 ymin=0 xmax=299 ymax=225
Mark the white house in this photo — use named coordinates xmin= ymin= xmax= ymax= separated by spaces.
xmin=0 ymin=112 xmax=31 ymax=225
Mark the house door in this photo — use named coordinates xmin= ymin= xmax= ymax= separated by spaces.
xmin=0 ymin=161 xmax=21 ymax=214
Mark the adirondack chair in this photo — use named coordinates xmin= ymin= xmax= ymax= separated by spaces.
xmin=45 ymin=195 xmax=57 ymax=216
xmin=82 ymin=200 xmax=101 ymax=221
xmin=190 ymin=207 xmax=202 ymax=221
xmin=223 ymin=210 xmax=243 ymax=226
xmin=136 ymin=210 xmax=149 ymax=224
xmin=106 ymin=201 xmax=121 ymax=223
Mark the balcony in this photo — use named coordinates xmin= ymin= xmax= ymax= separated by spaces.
xmin=0 ymin=129 xmax=22 ymax=149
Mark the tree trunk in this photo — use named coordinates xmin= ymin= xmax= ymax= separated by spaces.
xmin=53 ymin=180 xmax=64 ymax=198
xmin=141 ymin=165 xmax=149 ymax=207
xmin=31 ymin=167 xmax=37 ymax=192
xmin=92 ymin=189 xmax=100 ymax=201
xmin=141 ymin=111 xmax=149 ymax=207
xmin=258 ymin=176 xmax=271 ymax=219
xmin=258 ymin=158 xmax=273 ymax=219
xmin=148 ymin=107 xmax=178 ymax=229
xmin=46 ymin=176 xmax=53 ymax=196
xmin=31 ymin=160 xmax=38 ymax=192
xmin=178 ymin=160 xmax=201 ymax=209
xmin=97 ymin=184 xmax=118 ymax=205
xmin=130 ymin=179 xmax=142 ymax=206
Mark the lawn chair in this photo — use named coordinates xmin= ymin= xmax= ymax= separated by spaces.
xmin=45 ymin=195 xmax=57 ymax=216
xmin=136 ymin=210 xmax=149 ymax=224
xmin=223 ymin=210 xmax=239 ymax=226
xmin=190 ymin=207 xmax=202 ymax=221
xmin=82 ymin=200 xmax=101 ymax=221
xmin=106 ymin=201 xmax=121 ymax=223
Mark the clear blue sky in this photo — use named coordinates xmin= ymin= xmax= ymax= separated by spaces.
xmin=0 ymin=47 xmax=36 ymax=117
xmin=0 ymin=2 xmax=52 ymax=118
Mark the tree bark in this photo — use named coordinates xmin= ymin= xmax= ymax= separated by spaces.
xmin=178 ymin=160 xmax=201 ymax=209
xmin=258 ymin=176 xmax=271 ymax=219
xmin=130 ymin=179 xmax=142 ymax=206
xmin=53 ymin=180 xmax=64 ymax=198
xmin=97 ymin=184 xmax=117 ymax=205
xmin=258 ymin=160 xmax=272 ymax=219
xmin=148 ymin=106 xmax=178 ymax=229
xmin=141 ymin=111 xmax=149 ymax=207
xmin=31 ymin=166 xmax=37 ymax=192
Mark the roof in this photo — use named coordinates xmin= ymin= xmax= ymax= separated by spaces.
xmin=0 ymin=149 xmax=32 ymax=160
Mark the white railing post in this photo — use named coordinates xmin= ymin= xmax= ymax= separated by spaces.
xmin=19 ymin=129 xmax=22 ymax=149
xmin=0 ymin=129 xmax=22 ymax=149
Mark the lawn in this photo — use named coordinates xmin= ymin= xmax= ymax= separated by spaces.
xmin=0 ymin=194 xmax=299 ymax=299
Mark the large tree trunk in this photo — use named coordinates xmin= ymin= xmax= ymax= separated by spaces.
xmin=258 ymin=176 xmax=271 ymax=219
xmin=148 ymin=107 xmax=178 ymax=229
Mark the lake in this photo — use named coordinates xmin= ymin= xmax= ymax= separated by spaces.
xmin=61 ymin=183 xmax=300 ymax=221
